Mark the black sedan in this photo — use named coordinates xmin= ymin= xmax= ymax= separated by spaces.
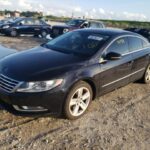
xmin=0 ymin=17 xmax=51 ymax=37
xmin=0 ymin=29 xmax=150 ymax=119
xmin=51 ymin=19 xmax=105 ymax=38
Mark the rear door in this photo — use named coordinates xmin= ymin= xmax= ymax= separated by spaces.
xmin=31 ymin=19 xmax=42 ymax=34
xmin=99 ymin=37 xmax=133 ymax=95
xmin=128 ymin=36 xmax=150 ymax=81
xmin=17 ymin=18 xmax=34 ymax=34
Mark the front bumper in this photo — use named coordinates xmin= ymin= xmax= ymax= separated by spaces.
xmin=0 ymin=28 xmax=11 ymax=35
xmin=0 ymin=87 xmax=66 ymax=114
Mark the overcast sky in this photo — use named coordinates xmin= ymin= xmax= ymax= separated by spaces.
xmin=0 ymin=0 xmax=149 ymax=21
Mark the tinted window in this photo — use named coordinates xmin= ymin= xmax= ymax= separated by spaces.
xmin=142 ymin=39 xmax=150 ymax=48
xmin=43 ymin=31 xmax=110 ymax=57
xmin=89 ymin=22 xmax=103 ymax=28
xmin=107 ymin=37 xmax=129 ymax=55
xmin=128 ymin=37 xmax=143 ymax=52
xmin=34 ymin=19 xmax=41 ymax=25
xmin=20 ymin=18 xmax=34 ymax=25
xmin=66 ymin=19 xmax=85 ymax=27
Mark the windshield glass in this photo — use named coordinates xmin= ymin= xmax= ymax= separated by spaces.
xmin=66 ymin=19 xmax=85 ymax=27
xmin=10 ymin=18 xmax=24 ymax=23
xmin=43 ymin=31 xmax=110 ymax=57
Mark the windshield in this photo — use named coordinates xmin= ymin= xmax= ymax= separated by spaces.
xmin=0 ymin=19 xmax=11 ymax=24
xmin=66 ymin=19 xmax=85 ymax=27
xmin=43 ymin=31 xmax=110 ymax=57
xmin=10 ymin=18 xmax=24 ymax=23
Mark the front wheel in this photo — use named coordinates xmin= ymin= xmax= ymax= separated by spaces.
xmin=143 ymin=64 xmax=150 ymax=84
xmin=64 ymin=81 xmax=93 ymax=120
xmin=10 ymin=29 xmax=18 ymax=37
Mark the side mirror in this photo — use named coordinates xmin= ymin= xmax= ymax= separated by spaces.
xmin=19 ymin=22 xmax=23 ymax=26
xmin=80 ymin=22 xmax=88 ymax=28
xmin=105 ymin=52 xmax=122 ymax=60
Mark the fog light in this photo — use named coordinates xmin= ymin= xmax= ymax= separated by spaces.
xmin=13 ymin=105 xmax=48 ymax=112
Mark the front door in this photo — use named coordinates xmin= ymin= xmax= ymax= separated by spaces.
xmin=99 ymin=37 xmax=133 ymax=95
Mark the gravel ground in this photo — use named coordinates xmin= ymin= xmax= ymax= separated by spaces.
xmin=0 ymin=35 xmax=150 ymax=150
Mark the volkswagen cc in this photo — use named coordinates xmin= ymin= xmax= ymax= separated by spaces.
xmin=0 ymin=29 xmax=150 ymax=119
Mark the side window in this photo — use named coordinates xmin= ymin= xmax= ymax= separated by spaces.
xmin=89 ymin=22 xmax=99 ymax=28
xmin=128 ymin=37 xmax=143 ymax=52
xmin=142 ymin=39 xmax=150 ymax=48
xmin=98 ymin=23 xmax=104 ymax=28
xmin=34 ymin=19 xmax=41 ymax=25
xmin=106 ymin=37 xmax=129 ymax=55
xmin=24 ymin=18 xmax=34 ymax=25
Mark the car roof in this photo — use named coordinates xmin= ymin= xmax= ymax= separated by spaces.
xmin=78 ymin=28 xmax=142 ymax=37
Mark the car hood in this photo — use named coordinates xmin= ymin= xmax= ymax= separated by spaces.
xmin=0 ymin=45 xmax=17 ymax=59
xmin=0 ymin=23 xmax=12 ymax=27
xmin=0 ymin=46 xmax=87 ymax=81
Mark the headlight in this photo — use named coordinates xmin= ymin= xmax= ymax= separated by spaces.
xmin=2 ymin=25 xmax=10 ymax=29
xmin=16 ymin=79 xmax=63 ymax=92
xmin=63 ymin=28 xmax=69 ymax=33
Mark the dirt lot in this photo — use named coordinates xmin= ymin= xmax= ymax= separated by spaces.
xmin=0 ymin=35 xmax=149 ymax=150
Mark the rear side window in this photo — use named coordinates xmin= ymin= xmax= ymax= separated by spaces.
xmin=107 ymin=37 xmax=129 ymax=55
xmin=89 ymin=22 xmax=103 ymax=28
xmin=142 ymin=39 xmax=150 ymax=48
xmin=128 ymin=37 xmax=143 ymax=52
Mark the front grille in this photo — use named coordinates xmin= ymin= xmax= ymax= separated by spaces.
xmin=0 ymin=74 xmax=20 ymax=93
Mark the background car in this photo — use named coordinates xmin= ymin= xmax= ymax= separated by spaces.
xmin=51 ymin=19 xmax=105 ymax=38
xmin=0 ymin=29 xmax=150 ymax=120
xmin=124 ymin=28 xmax=150 ymax=42
xmin=0 ymin=17 xmax=51 ymax=37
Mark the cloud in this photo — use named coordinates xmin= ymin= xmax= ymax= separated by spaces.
xmin=74 ymin=7 xmax=82 ymax=12
xmin=18 ymin=0 xmax=32 ymax=10
xmin=0 ymin=0 xmax=149 ymax=21
xmin=123 ymin=11 xmax=147 ymax=21
xmin=99 ymin=8 xmax=105 ymax=15
xmin=0 ymin=0 xmax=12 ymax=6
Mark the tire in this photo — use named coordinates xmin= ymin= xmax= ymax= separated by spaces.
xmin=64 ymin=81 xmax=93 ymax=120
xmin=10 ymin=29 xmax=18 ymax=37
xmin=41 ymin=30 xmax=47 ymax=38
xmin=143 ymin=64 xmax=150 ymax=84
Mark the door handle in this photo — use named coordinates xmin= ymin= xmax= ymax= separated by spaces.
xmin=128 ymin=61 xmax=134 ymax=66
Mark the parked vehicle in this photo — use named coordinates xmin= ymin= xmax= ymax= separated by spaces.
xmin=0 ymin=17 xmax=51 ymax=37
xmin=0 ymin=29 xmax=150 ymax=119
xmin=51 ymin=19 xmax=105 ymax=38
xmin=124 ymin=28 xmax=150 ymax=42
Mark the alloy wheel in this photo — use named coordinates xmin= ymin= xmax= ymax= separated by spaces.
xmin=145 ymin=65 xmax=150 ymax=82
xmin=69 ymin=87 xmax=91 ymax=117
xmin=11 ymin=30 xmax=17 ymax=37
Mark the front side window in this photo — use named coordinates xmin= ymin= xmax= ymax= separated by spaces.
xmin=22 ymin=18 xmax=34 ymax=25
xmin=43 ymin=31 xmax=110 ymax=57
xmin=106 ymin=37 xmax=129 ymax=55
xmin=34 ymin=19 xmax=44 ymax=25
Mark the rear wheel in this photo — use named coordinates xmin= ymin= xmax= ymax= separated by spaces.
xmin=64 ymin=81 xmax=93 ymax=120
xmin=143 ymin=64 xmax=150 ymax=83
xmin=41 ymin=30 xmax=48 ymax=38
